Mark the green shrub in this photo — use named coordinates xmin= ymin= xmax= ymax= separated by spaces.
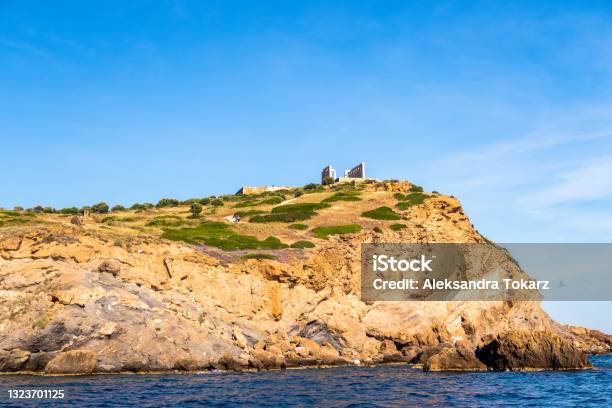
xmin=0 ymin=210 xmax=18 ymax=217
xmin=233 ymin=195 xmax=284 ymax=208
xmin=322 ymin=176 xmax=335 ymax=186
xmin=235 ymin=209 xmax=265 ymax=218
xmin=101 ymin=216 xmax=137 ymax=224
xmin=156 ymin=198 xmax=180 ymax=208
xmin=395 ymin=192 xmax=427 ymax=210
xmin=373 ymin=226 xmax=383 ymax=233
xmin=304 ymin=183 xmax=320 ymax=190
xmin=210 ymin=199 xmax=225 ymax=206
xmin=161 ymin=221 xmax=288 ymax=250
xmin=291 ymin=240 xmax=315 ymax=248
xmin=410 ymin=185 xmax=424 ymax=192
xmin=322 ymin=191 xmax=361 ymax=203
xmin=190 ymin=202 xmax=203 ymax=217
xmin=389 ymin=223 xmax=407 ymax=231
xmin=13 ymin=206 xmax=23 ymax=212
xmin=42 ymin=207 xmax=56 ymax=213
xmin=221 ymin=194 xmax=244 ymax=202
xmin=111 ymin=205 xmax=126 ymax=212
xmin=181 ymin=198 xmax=203 ymax=205
xmin=262 ymin=196 xmax=284 ymax=205
xmin=293 ymin=190 xmax=304 ymax=198
xmin=250 ymin=202 xmax=329 ymax=223
xmin=331 ymin=181 xmax=362 ymax=191
xmin=91 ymin=202 xmax=109 ymax=214
xmin=361 ymin=206 xmax=401 ymax=220
xmin=130 ymin=202 xmax=154 ymax=211
xmin=0 ymin=210 xmax=25 ymax=217
xmin=312 ymin=224 xmax=362 ymax=240
xmin=58 ymin=207 xmax=80 ymax=215
xmin=233 ymin=199 xmax=258 ymax=208
xmin=241 ymin=253 xmax=278 ymax=261
xmin=289 ymin=223 xmax=308 ymax=230
xmin=250 ymin=212 xmax=310 ymax=223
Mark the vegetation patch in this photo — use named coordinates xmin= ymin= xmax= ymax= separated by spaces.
xmin=395 ymin=192 xmax=427 ymax=210
xmin=322 ymin=191 xmax=361 ymax=203
xmin=290 ymin=240 xmax=315 ymax=249
xmin=146 ymin=216 xmax=189 ymax=227
xmin=389 ymin=223 xmax=407 ymax=231
xmin=410 ymin=185 xmax=424 ymax=192
xmin=234 ymin=195 xmax=284 ymax=208
xmin=100 ymin=216 xmax=138 ymax=224
xmin=312 ymin=224 xmax=362 ymax=240
xmin=0 ymin=211 xmax=38 ymax=228
xmin=330 ymin=181 xmax=363 ymax=191
xmin=302 ymin=183 xmax=325 ymax=193
xmin=162 ymin=221 xmax=289 ymax=250
xmin=235 ymin=209 xmax=265 ymax=218
xmin=288 ymin=223 xmax=308 ymax=230
xmin=130 ymin=203 xmax=154 ymax=211
xmin=249 ymin=202 xmax=329 ymax=223
xmin=0 ymin=210 xmax=24 ymax=217
xmin=156 ymin=198 xmax=180 ymax=208
xmin=361 ymin=206 xmax=401 ymax=220
xmin=241 ymin=253 xmax=278 ymax=261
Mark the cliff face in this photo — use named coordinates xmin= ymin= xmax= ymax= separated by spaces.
xmin=0 ymin=182 xmax=608 ymax=373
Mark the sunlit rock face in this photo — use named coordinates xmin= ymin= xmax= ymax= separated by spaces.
xmin=0 ymin=182 xmax=606 ymax=373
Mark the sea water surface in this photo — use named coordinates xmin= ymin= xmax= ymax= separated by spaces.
xmin=1 ymin=355 xmax=610 ymax=407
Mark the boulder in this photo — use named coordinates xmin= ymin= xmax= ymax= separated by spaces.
xmin=97 ymin=260 xmax=121 ymax=277
xmin=45 ymin=350 xmax=98 ymax=374
xmin=216 ymin=352 xmax=249 ymax=371
xmin=232 ymin=327 xmax=248 ymax=349
xmin=476 ymin=331 xmax=590 ymax=371
xmin=0 ymin=349 xmax=30 ymax=371
xmin=423 ymin=347 xmax=486 ymax=371
xmin=24 ymin=352 xmax=56 ymax=371
xmin=98 ymin=322 xmax=117 ymax=338
xmin=252 ymin=350 xmax=285 ymax=369
xmin=380 ymin=340 xmax=405 ymax=362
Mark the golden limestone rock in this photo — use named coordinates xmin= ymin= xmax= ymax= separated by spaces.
xmin=0 ymin=182 xmax=606 ymax=373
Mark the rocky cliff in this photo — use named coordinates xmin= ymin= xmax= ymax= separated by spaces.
xmin=0 ymin=181 xmax=609 ymax=374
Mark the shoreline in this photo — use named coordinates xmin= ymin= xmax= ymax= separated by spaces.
xmin=1 ymin=356 xmax=607 ymax=377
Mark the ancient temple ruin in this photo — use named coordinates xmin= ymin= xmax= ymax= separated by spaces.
xmin=321 ymin=165 xmax=337 ymax=183
xmin=321 ymin=162 xmax=367 ymax=184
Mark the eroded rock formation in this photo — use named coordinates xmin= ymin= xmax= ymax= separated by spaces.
xmin=0 ymin=186 xmax=608 ymax=374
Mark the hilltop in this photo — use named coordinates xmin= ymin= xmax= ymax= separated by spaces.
xmin=0 ymin=180 xmax=610 ymax=374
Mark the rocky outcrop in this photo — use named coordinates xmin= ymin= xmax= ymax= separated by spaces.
xmin=45 ymin=350 xmax=98 ymax=374
xmin=475 ymin=332 xmax=591 ymax=371
xmin=567 ymin=326 xmax=612 ymax=355
xmin=423 ymin=346 xmax=487 ymax=371
xmin=0 ymin=349 xmax=30 ymax=371
xmin=0 ymin=185 xmax=609 ymax=374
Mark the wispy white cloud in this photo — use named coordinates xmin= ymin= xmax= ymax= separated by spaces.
xmin=0 ymin=35 xmax=52 ymax=58
xmin=419 ymin=114 xmax=612 ymax=242
xmin=522 ymin=155 xmax=612 ymax=210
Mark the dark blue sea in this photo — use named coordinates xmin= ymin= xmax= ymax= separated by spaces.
xmin=1 ymin=355 xmax=610 ymax=407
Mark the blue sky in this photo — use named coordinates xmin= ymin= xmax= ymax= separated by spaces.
xmin=1 ymin=1 xmax=611 ymax=330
